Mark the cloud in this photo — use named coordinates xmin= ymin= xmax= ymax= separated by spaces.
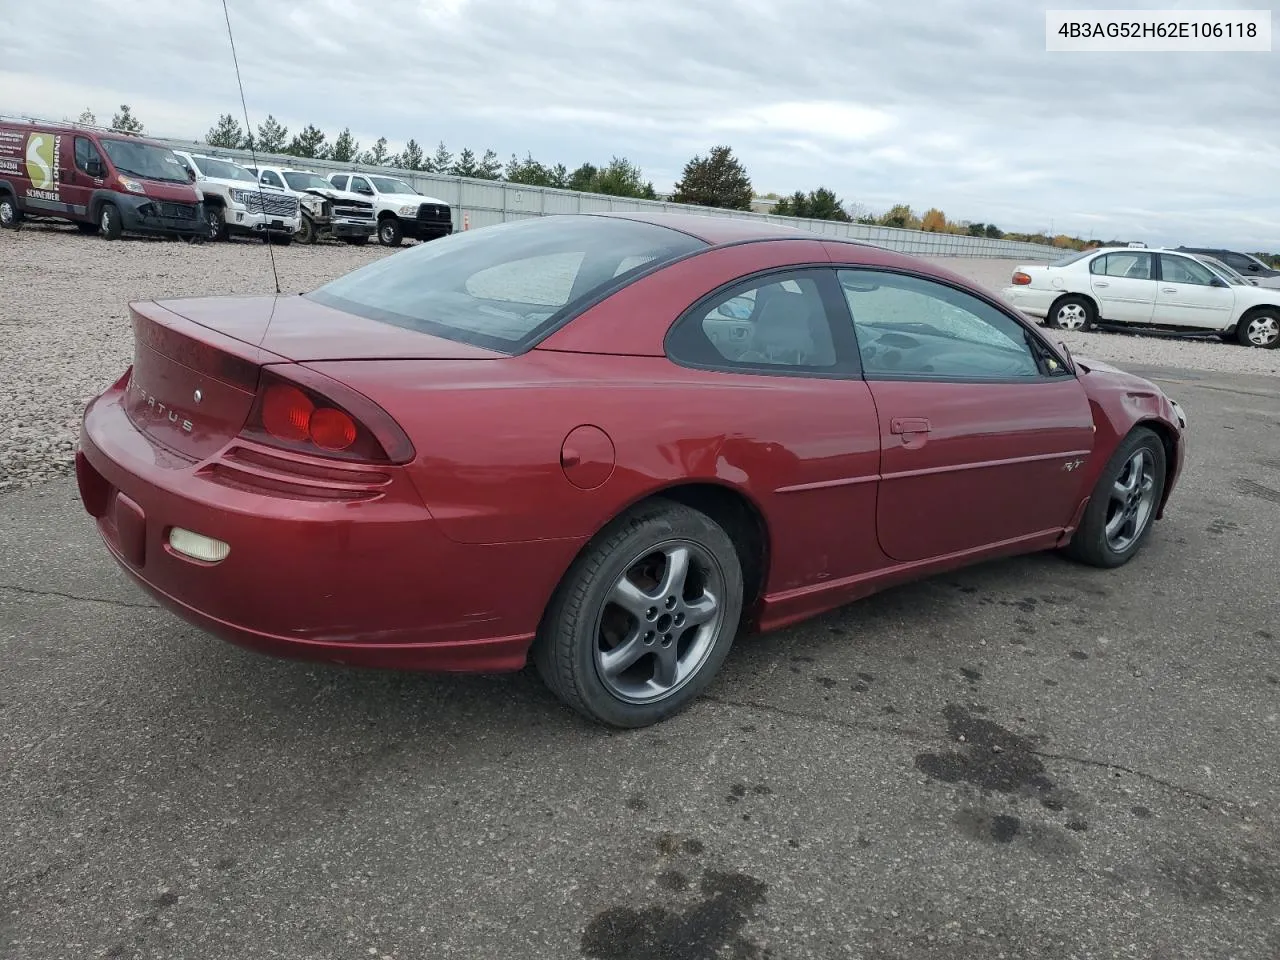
xmin=0 ymin=0 xmax=1275 ymax=248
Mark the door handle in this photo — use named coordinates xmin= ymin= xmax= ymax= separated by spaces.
xmin=890 ymin=417 xmax=931 ymax=435
xmin=1161 ymin=287 xmax=1177 ymax=293
xmin=1093 ymin=281 xmax=1110 ymax=287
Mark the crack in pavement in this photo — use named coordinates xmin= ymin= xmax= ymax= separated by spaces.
xmin=0 ymin=583 xmax=157 ymax=610
xmin=707 ymin=694 xmax=1245 ymax=813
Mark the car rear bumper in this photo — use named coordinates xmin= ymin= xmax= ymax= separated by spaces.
xmin=76 ymin=381 xmax=581 ymax=672
xmin=1001 ymin=286 xmax=1055 ymax=318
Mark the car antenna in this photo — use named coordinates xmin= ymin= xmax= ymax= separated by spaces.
xmin=221 ymin=0 xmax=282 ymax=299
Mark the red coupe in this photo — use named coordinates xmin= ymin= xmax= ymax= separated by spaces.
xmin=76 ymin=212 xmax=1187 ymax=727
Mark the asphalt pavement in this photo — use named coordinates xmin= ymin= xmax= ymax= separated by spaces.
xmin=2 ymin=365 xmax=1278 ymax=960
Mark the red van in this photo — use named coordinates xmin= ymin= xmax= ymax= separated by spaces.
xmin=0 ymin=116 xmax=208 ymax=240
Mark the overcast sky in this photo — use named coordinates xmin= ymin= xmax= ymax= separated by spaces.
xmin=2 ymin=0 xmax=1276 ymax=249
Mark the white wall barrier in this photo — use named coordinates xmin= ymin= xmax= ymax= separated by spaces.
xmin=160 ymin=138 xmax=1066 ymax=261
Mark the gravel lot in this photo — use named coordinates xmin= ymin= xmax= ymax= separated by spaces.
xmin=2 ymin=224 xmax=1276 ymax=491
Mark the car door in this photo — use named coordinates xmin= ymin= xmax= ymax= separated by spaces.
xmin=61 ymin=135 xmax=106 ymax=219
xmin=1087 ymin=250 xmax=1157 ymax=323
xmin=349 ymin=175 xmax=375 ymax=198
xmin=662 ymin=265 xmax=884 ymax=589
xmin=1154 ymin=253 xmax=1235 ymax=329
xmin=832 ymin=266 xmax=1095 ymax=564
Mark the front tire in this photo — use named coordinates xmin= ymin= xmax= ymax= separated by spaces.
xmin=99 ymin=202 xmax=122 ymax=240
xmin=1064 ymin=427 xmax=1166 ymax=568
xmin=1046 ymin=295 xmax=1095 ymax=332
xmin=533 ymin=499 xmax=744 ymax=728
xmin=378 ymin=217 xmax=404 ymax=246
xmin=296 ymin=215 xmax=317 ymax=245
xmin=205 ymin=204 xmax=228 ymax=241
xmin=1237 ymin=310 xmax=1280 ymax=349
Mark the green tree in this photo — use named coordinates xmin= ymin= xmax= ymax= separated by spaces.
xmin=428 ymin=141 xmax=453 ymax=174
xmin=589 ymin=156 xmax=657 ymax=199
xmin=77 ymin=108 xmax=96 ymax=125
xmin=567 ymin=163 xmax=598 ymax=192
xmin=772 ymin=187 xmax=850 ymax=221
xmin=330 ymin=127 xmax=360 ymax=162
xmin=670 ymin=145 xmax=752 ymax=209
xmin=478 ymin=149 xmax=503 ymax=179
xmin=360 ymin=136 xmax=389 ymax=166
xmin=966 ymin=222 xmax=986 ymax=237
xmin=451 ymin=148 xmax=481 ymax=178
xmin=206 ymin=113 xmax=245 ymax=148
xmin=255 ymin=115 xmax=289 ymax=152
xmin=506 ymin=152 xmax=556 ymax=186
xmin=398 ymin=138 xmax=424 ymax=171
xmin=984 ymin=223 xmax=1004 ymax=239
xmin=286 ymin=124 xmax=330 ymax=159
xmin=878 ymin=204 xmax=918 ymax=229
xmin=110 ymin=104 xmax=144 ymax=134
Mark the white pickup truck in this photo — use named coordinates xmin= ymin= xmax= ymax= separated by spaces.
xmin=328 ymin=171 xmax=453 ymax=247
xmin=171 ymin=149 xmax=299 ymax=243
xmin=243 ymin=164 xmax=377 ymax=245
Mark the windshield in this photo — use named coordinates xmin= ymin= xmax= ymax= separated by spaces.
xmin=308 ymin=216 xmax=706 ymax=353
xmin=283 ymin=172 xmax=333 ymax=191
xmin=100 ymin=139 xmax=189 ymax=183
xmin=193 ymin=156 xmax=256 ymax=182
xmin=369 ymin=176 xmax=418 ymax=195
xmin=1050 ymin=250 xmax=1093 ymax=267
xmin=1192 ymin=254 xmax=1248 ymax=284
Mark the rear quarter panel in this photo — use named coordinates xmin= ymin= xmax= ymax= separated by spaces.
xmin=308 ymin=351 xmax=887 ymax=598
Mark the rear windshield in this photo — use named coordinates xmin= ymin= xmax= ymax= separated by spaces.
xmin=307 ymin=216 xmax=707 ymax=352
xmin=1050 ymin=250 xmax=1093 ymax=267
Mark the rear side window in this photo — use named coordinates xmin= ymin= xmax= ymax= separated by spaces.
xmin=307 ymin=216 xmax=706 ymax=353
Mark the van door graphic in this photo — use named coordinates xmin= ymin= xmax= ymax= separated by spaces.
xmin=25 ymin=134 xmax=55 ymax=189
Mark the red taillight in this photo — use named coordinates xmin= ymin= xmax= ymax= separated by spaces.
xmin=240 ymin=367 xmax=414 ymax=464
xmin=262 ymin=384 xmax=314 ymax=442
xmin=310 ymin=407 xmax=358 ymax=451
xmin=1012 ymin=271 xmax=1032 ymax=285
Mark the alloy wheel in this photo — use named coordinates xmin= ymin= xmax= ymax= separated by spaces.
xmin=1244 ymin=314 xmax=1279 ymax=347
xmin=1056 ymin=303 xmax=1088 ymax=330
xmin=592 ymin=540 xmax=725 ymax=705
xmin=1105 ymin=448 xmax=1157 ymax=553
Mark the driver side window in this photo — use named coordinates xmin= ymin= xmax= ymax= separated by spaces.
xmin=1160 ymin=255 xmax=1216 ymax=286
xmin=351 ymin=177 xmax=372 ymax=193
xmin=74 ymin=137 xmax=103 ymax=176
xmin=260 ymin=171 xmax=283 ymax=188
xmin=838 ymin=269 xmax=1054 ymax=381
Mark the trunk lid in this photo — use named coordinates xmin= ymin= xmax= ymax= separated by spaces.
xmin=153 ymin=294 xmax=504 ymax=361
xmin=125 ymin=301 xmax=279 ymax=461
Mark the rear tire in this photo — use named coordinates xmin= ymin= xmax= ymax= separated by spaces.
xmin=1236 ymin=310 xmax=1280 ymax=349
xmin=532 ymin=499 xmax=744 ymax=728
xmin=0 ymin=194 xmax=21 ymax=229
xmin=99 ymin=202 xmax=122 ymax=240
xmin=1064 ymin=427 xmax=1166 ymax=568
xmin=1046 ymin=295 xmax=1095 ymax=332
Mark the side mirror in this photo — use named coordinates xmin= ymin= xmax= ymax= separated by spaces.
xmin=1210 ymin=276 xmax=1228 ymax=288
xmin=85 ymin=159 xmax=103 ymax=178
xmin=187 ymin=168 xmax=196 ymax=182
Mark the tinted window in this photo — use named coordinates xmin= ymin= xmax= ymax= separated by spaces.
xmin=1161 ymin=255 xmax=1217 ymax=285
xmin=308 ymin=216 xmax=706 ymax=353
xmin=839 ymin=270 xmax=1047 ymax=380
xmin=259 ymin=171 xmax=283 ymax=187
xmin=1090 ymin=251 xmax=1153 ymax=279
xmin=667 ymin=271 xmax=840 ymax=371
xmin=330 ymin=175 xmax=347 ymax=189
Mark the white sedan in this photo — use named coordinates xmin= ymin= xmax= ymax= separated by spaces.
xmin=1002 ymin=246 xmax=1280 ymax=349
